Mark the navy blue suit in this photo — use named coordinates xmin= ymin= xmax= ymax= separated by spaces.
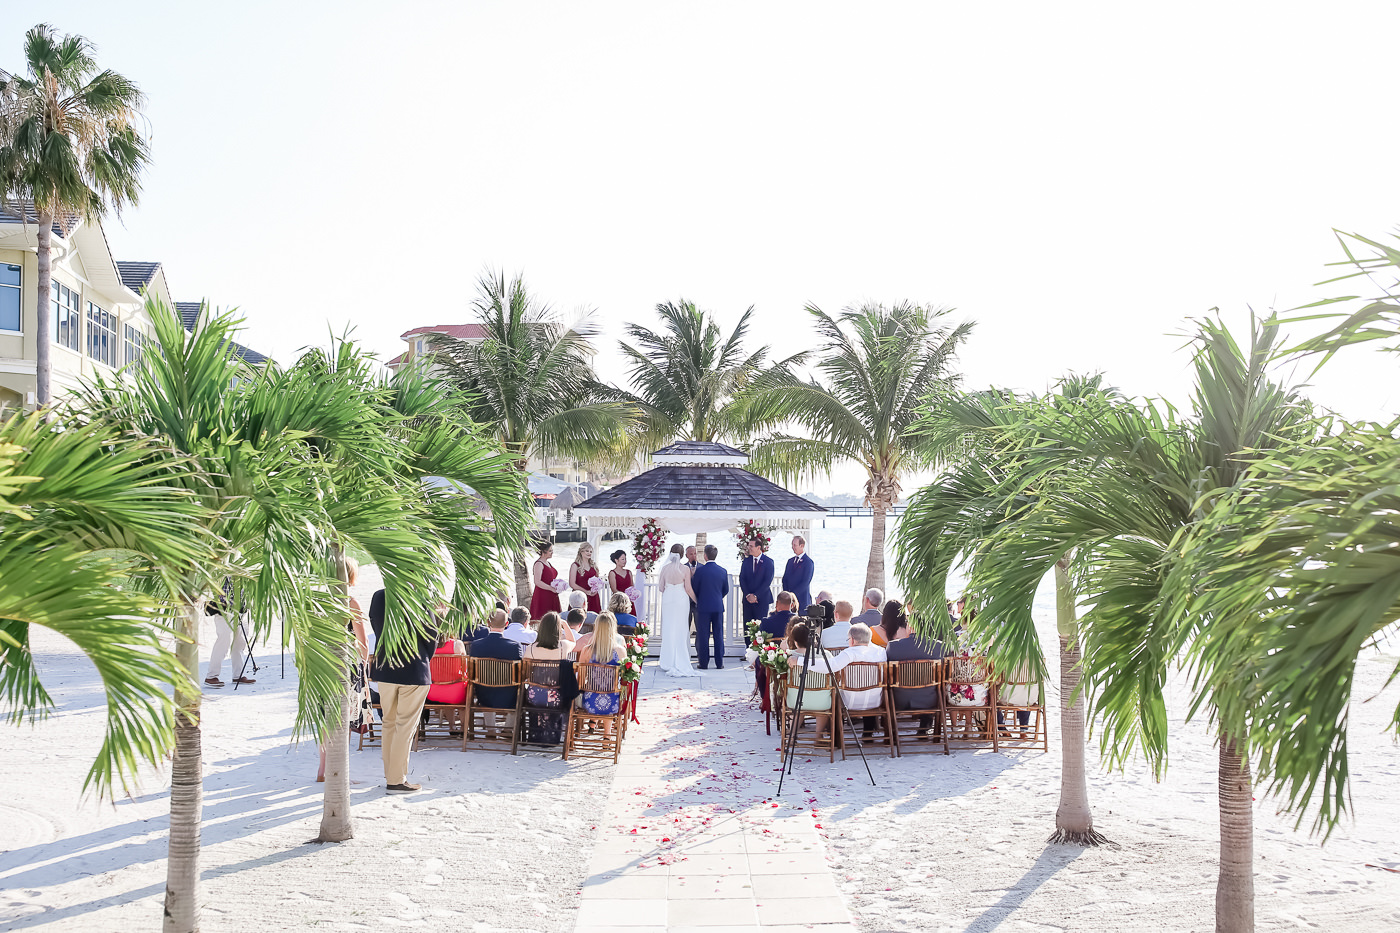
xmin=758 ymin=608 xmax=794 ymax=641
xmin=781 ymin=554 xmax=815 ymax=610
xmin=468 ymin=631 xmax=522 ymax=709
xmin=738 ymin=554 xmax=775 ymax=624
xmin=691 ymin=561 xmax=730 ymax=669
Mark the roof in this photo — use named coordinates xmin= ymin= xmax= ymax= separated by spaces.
xmin=0 ymin=200 xmax=72 ymax=237
xmin=174 ymin=301 xmax=202 ymax=330
xmin=653 ymin=441 xmax=748 ymax=458
xmin=229 ymin=341 xmax=269 ymax=366
xmin=115 ymin=261 xmax=161 ymax=292
xmin=386 ymin=351 xmax=407 ymax=368
xmin=400 ymin=323 xmax=488 ymax=341
xmin=575 ymin=465 xmax=825 ymax=514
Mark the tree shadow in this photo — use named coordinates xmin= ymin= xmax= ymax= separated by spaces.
xmin=960 ymin=844 xmax=1086 ymax=932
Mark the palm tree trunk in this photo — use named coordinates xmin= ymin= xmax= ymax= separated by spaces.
xmin=1049 ymin=559 xmax=1108 ymax=846
xmin=164 ymin=599 xmax=205 ymax=933
xmin=865 ymin=497 xmax=887 ymax=595
xmin=1216 ymin=732 xmax=1255 ymax=933
xmin=694 ymin=532 xmax=707 ymax=550
xmin=318 ymin=550 xmax=355 ymax=842
xmin=35 ymin=214 xmax=53 ymax=408
xmin=514 ymin=552 xmax=532 ymax=607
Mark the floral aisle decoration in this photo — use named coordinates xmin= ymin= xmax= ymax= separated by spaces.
xmin=632 ymin=517 xmax=667 ymax=573
xmin=621 ymin=621 xmax=650 ymax=684
xmin=733 ymin=518 xmax=774 ymax=561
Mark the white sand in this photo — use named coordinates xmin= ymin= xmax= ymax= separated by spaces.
xmin=1 ymin=571 xmax=1396 ymax=932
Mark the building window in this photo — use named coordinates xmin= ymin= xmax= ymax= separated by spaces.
xmin=52 ymin=281 xmax=81 ymax=351
xmin=124 ymin=323 xmax=146 ymax=367
xmin=0 ymin=263 xmax=19 ymax=332
xmin=87 ymin=302 xmax=118 ymax=366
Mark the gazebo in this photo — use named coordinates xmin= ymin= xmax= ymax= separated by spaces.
xmin=574 ymin=441 xmax=825 ymax=648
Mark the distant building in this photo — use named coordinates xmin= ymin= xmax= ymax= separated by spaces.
xmin=0 ymin=203 xmax=268 ymax=410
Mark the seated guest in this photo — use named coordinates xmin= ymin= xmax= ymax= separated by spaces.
xmin=523 ymin=611 xmax=572 ymax=744
xmin=568 ymin=590 xmax=598 ymax=628
xmin=852 ymin=588 xmax=883 ymax=631
xmin=758 ymin=591 xmax=797 ymax=640
xmin=566 ymin=608 xmax=591 ymax=647
xmin=785 ymin=622 xmax=834 ymax=737
xmin=469 ymin=610 xmax=524 ymax=717
xmin=885 ymin=605 xmax=943 ymax=736
xmin=609 ymin=591 xmax=639 ymax=634
xmin=813 ymin=623 xmax=888 ymax=735
xmin=504 ymin=606 xmax=537 ymax=645
xmin=821 ymin=600 xmax=854 ymax=649
xmin=576 ymin=611 xmax=624 ymax=737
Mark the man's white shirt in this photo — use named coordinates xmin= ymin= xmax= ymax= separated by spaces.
xmin=821 ymin=620 xmax=852 ymax=649
xmin=503 ymin=622 xmax=537 ymax=644
xmin=815 ymin=642 xmax=887 ymax=710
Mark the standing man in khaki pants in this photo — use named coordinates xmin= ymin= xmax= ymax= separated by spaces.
xmin=368 ymin=589 xmax=439 ymax=793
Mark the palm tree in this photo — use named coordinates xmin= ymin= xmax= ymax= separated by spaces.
xmin=0 ymin=24 xmax=149 ymax=406
xmin=83 ymin=299 xmax=458 ymax=932
xmin=615 ymin=299 xmax=809 ymax=446
xmin=931 ymin=318 xmax=1314 ymax=933
xmin=428 ymin=271 xmax=639 ymax=601
xmin=0 ymin=409 xmax=210 ymax=797
xmin=301 ymin=341 xmax=532 ymax=842
xmin=746 ymin=302 xmax=973 ymax=593
xmin=894 ymin=376 xmax=1120 ymax=847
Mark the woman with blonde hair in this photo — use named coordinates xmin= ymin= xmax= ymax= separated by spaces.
xmin=575 ymin=611 xmax=624 ymax=734
xmin=570 ymin=543 xmax=603 ymax=614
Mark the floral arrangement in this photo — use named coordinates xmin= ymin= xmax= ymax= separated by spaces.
xmin=632 ymin=517 xmax=666 ymax=573
xmin=624 ymin=585 xmax=642 ymax=604
xmin=734 ymin=518 xmax=774 ymax=561
xmin=621 ymin=620 xmax=650 ymax=683
xmin=746 ymin=619 xmax=790 ymax=677
xmin=587 ymin=576 xmax=607 ymax=595
xmin=550 ymin=577 xmax=570 ymax=594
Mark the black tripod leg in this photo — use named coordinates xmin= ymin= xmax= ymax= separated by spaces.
xmin=819 ymin=645 xmax=877 ymax=787
xmin=776 ymin=640 xmax=815 ymax=796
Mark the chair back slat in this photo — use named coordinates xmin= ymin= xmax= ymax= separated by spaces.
xmin=430 ymin=654 xmax=468 ymax=685
xmin=891 ymin=659 xmax=938 ymax=689
xmin=944 ymin=655 xmax=992 ymax=686
xmin=470 ymin=657 xmax=522 ymax=687
xmin=522 ymin=658 xmax=563 ymax=689
xmin=577 ymin=662 xmax=621 ymax=694
xmin=836 ymin=660 xmax=886 ymax=692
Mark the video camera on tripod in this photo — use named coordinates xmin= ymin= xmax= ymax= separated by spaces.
xmin=801 ymin=600 xmax=834 ymax=628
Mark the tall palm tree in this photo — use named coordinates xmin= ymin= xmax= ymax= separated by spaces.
xmin=615 ymin=299 xmax=809 ymax=447
xmin=934 ymin=318 xmax=1314 ymax=933
xmin=0 ymin=410 xmax=210 ymax=796
xmin=746 ymin=302 xmax=973 ymax=593
xmin=0 ymin=24 xmax=149 ymax=406
xmin=428 ymin=271 xmax=639 ymax=601
xmin=83 ymin=299 xmax=456 ymax=933
xmin=895 ymin=376 xmax=1120 ymax=847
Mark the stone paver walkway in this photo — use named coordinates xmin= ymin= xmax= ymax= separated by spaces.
xmin=576 ymin=666 xmax=857 ymax=933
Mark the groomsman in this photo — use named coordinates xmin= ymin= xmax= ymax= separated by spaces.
xmin=738 ymin=540 xmax=775 ymax=625
xmin=780 ymin=535 xmax=814 ymax=611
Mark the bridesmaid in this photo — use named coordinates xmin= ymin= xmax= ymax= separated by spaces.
xmin=607 ymin=549 xmax=635 ymax=616
xmin=530 ymin=541 xmax=562 ymax=620
xmin=571 ymin=543 xmax=602 ymax=613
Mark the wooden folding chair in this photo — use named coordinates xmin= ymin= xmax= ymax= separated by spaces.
xmin=888 ymin=659 xmax=949 ymax=756
xmin=414 ymin=653 xmax=469 ymax=749
xmin=463 ymin=657 xmax=523 ymax=754
xmin=778 ymin=666 xmax=838 ymax=763
xmin=835 ymin=661 xmax=897 ymax=758
xmin=564 ymin=663 xmax=625 ymax=763
xmin=993 ymin=662 xmax=1048 ymax=752
xmin=941 ymin=656 xmax=998 ymax=751
xmin=357 ymin=695 xmax=383 ymax=750
xmin=516 ymin=658 xmax=568 ymax=751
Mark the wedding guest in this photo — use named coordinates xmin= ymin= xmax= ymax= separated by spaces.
xmin=607 ymin=550 xmax=636 ymax=616
xmin=369 ymin=588 xmax=439 ymax=794
xmin=821 ymin=600 xmax=854 ymax=650
xmin=568 ymin=590 xmax=598 ymax=628
xmin=851 ymin=588 xmax=883 ymax=630
xmin=814 ymin=589 xmax=835 ymax=608
xmin=886 ymin=605 xmax=943 ymax=736
xmin=785 ymin=622 xmax=834 ymax=738
xmin=530 ymin=542 xmax=562 ymax=620
xmin=781 ymin=536 xmax=815 ymax=611
xmin=504 ymin=606 xmax=538 ymax=645
xmin=522 ymin=612 xmax=571 ymax=744
xmin=814 ymin=623 xmax=888 ymax=735
xmin=608 ymin=590 xmax=639 ymax=633
xmin=759 ymin=591 xmax=798 ymax=640
xmin=469 ymin=609 xmax=524 ymax=732
xmin=205 ymin=578 xmax=253 ymax=687
xmin=577 ymin=611 xmax=624 ymax=738
xmin=525 ymin=612 xmax=573 ymax=660
xmin=570 ymin=543 xmax=603 ymax=613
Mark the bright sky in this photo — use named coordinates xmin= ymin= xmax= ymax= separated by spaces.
xmin=6 ymin=3 xmax=1396 ymax=494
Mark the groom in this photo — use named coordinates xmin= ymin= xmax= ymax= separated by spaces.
xmin=691 ymin=544 xmax=729 ymax=670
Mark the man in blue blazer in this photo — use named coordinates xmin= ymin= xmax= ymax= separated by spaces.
xmin=691 ymin=544 xmax=730 ymax=670
xmin=780 ymin=535 xmax=815 ymax=611
xmin=469 ymin=610 xmax=523 ymax=711
xmin=738 ymin=540 xmax=775 ymax=625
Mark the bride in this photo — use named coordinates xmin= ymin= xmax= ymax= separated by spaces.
xmin=657 ymin=544 xmax=700 ymax=676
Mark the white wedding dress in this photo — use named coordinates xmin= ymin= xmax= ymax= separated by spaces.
xmin=658 ymin=559 xmax=699 ymax=676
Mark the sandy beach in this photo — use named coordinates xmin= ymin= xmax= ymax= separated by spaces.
xmin=1 ymin=571 xmax=1397 ymax=932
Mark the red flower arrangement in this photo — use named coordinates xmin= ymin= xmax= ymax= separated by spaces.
xmin=733 ymin=518 xmax=774 ymax=561
xmin=632 ymin=517 xmax=667 ymax=573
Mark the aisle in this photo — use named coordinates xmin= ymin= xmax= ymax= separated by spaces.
xmin=576 ymin=666 xmax=856 ymax=932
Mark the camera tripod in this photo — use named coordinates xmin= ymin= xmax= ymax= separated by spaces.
xmin=777 ymin=630 xmax=876 ymax=795
xmin=232 ymin=614 xmax=259 ymax=690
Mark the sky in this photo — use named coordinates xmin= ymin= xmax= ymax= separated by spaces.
xmin=5 ymin=2 xmax=1397 ymax=494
